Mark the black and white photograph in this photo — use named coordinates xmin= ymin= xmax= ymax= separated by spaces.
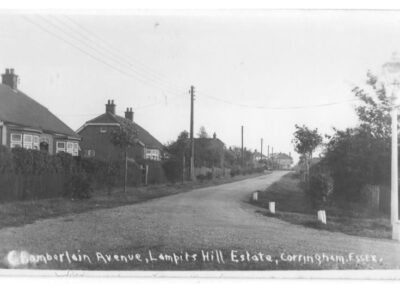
xmin=0 ymin=3 xmax=400 ymax=279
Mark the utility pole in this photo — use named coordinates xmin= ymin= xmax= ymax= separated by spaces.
xmin=268 ymin=145 xmax=270 ymax=158
xmin=241 ymin=126 xmax=244 ymax=167
xmin=189 ymin=85 xmax=195 ymax=181
xmin=260 ymin=138 xmax=263 ymax=159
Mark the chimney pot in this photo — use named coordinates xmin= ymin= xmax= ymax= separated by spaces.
xmin=2 ymin=68 xmax=18 ymax=89
xmin=125 ymin=107 xmax=134 ymax=122
xmin=105 ymin=99 xmax=116 ymax=114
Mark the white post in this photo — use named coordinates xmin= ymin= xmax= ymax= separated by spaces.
xmin=269 ymin=202 xmax=275 ymax=214
xmin=252 ymin=191 xmax=258 ymax=201
xmin=317 ymin=210 xmax=327 ymax=224
xmin=391 ymin=106 xmax=398 ymax=226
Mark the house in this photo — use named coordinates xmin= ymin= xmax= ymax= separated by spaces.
xmin=77 ymin=100 xmax=164 ymax=162
xmin=270 ymin=152 xmax=293 ymax=170
xmin=253 ymin=151 xmax=267 ymax=162
xmin=194 ymin=133 xmax=225 ymax=168
xmin=0 ymin=68 xmax=80 ymax=155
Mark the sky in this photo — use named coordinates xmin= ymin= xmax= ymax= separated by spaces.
xmin=1 ymin=10 xmax=400 ymax=163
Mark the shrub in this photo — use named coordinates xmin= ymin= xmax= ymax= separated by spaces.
xmin=309 ymin=172 xmax=333 ymax=210
xmin=162 ymin=158 xmax=182 ymax=183
xmin=205 ymin=172 xmax=213 ymax=180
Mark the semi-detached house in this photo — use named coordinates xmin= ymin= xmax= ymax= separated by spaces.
xmin=0 ymin=68 xmax=80 ymax=155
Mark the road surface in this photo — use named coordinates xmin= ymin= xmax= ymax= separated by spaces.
xmin=1 ymin=171 xmax=400 ymax=270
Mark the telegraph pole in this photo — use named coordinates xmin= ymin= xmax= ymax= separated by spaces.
xmin=241 ymin=126 xmax=244 ymax=167
xmin=260 ymin=138 xmax=263 ymax=159
xmin=189 ymin=85 xmax=195 ymax=181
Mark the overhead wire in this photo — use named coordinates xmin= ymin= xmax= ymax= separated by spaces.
xmin=62 ymin=14 xmax=188 ymax=93
xmin=23 ymin=15 xmax=186 ymax=98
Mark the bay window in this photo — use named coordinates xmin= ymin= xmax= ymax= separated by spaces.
xmin=10 ymin=133 xmax=22 ymax=148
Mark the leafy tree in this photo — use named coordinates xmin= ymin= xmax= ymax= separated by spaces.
xmin=351 ymin=71 xmax=392 ymax=139
xmin=197 ymin=126 xmax=209 ymax=138
xmin=292 ymin=124 xmax=323 ymax=188
xmin=164 ymin=130 xmax=190 ymax=181
xmin=166 ymin=130 xmax=190 ymax=158
xmin=111 ymin=122 xmax=138 ymax=192
xmin=321 ymin=71 xmax=393 ymax=199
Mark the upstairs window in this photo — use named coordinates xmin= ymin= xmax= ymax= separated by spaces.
xmin=85 ymin=149 xmax=95 ymax=157
xmin=100 ymin=127 xmax=107 ymax=133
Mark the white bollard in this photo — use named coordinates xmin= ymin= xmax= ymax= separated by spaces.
xmin=269 ymin=202 xmax=276 ymax=214
xmin=252 ymin=191 xmax=258 ymax=201
xmin=393 ymin=221 xmax=400 ymax=241
xmin=317 ymin=210 xmax=327 ymax=224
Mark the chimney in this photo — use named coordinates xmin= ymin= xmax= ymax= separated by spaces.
xmin=2 ymin=68 xmax=19 ymax=90
xmin=105 ymin=99 xmax=116 ymax=115
xmin=125 ymin=107 xmax=134 ymax=122
xmin=213 ymin=132 xmax=217 ymax=139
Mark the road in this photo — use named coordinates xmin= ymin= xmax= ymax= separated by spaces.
xmin=1 ymin=171 xmax=400 ymax=270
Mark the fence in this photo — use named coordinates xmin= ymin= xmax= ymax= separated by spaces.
xmin=194 ymin=167 xmax=229 ymax=179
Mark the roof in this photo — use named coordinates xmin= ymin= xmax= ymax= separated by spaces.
xmin=82 ymin=112 xmax=164 ymax=149
xmin=0 ymin=84 xmax=79 ymax=139
xmin=272 ymin=152 xmax=293 ymax=160
xmin=194 ymin=137 xmax=225 ymax=146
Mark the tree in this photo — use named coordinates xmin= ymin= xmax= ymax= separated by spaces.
xmin=110 ymin=122 xmax=138 ymax=192
xmin=165 ymin=130 xmax=190 ymax=182
xmin=321 ymin=71 xmax=393 ymax=199
xmin=351 ymin=71 xmax=392 ymax=139
xmin=197 ymin=126 xmax=209 ymax=138
xmin=292 ymin=124 xmax=323 ymax=188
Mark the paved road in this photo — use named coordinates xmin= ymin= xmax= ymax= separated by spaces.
xmin=1 ymin=171 xmax=400 ymax=270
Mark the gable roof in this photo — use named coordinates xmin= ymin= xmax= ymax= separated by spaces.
xmin=272 ymin=152 xmax=293 ymax=160
xmin=0 ymin=84 xmax=79 ymax=139
xmin=81 ymin=112 xmax=164 ymax=149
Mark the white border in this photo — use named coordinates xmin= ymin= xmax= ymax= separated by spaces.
xmin=2 ymin=1 xmax=400 ymax=281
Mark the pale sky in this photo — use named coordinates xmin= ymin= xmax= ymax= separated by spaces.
xmin=1 ymin=10 xmax=400 ymax=162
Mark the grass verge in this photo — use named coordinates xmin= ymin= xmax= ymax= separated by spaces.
xmin=0 ymin=172 xmax=269 ymax=230
xmin=252 ymin=172 xmax=391 ymax=240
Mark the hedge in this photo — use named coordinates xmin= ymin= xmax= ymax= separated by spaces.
xmin=0 ymin=145 xmax=168 ymax=202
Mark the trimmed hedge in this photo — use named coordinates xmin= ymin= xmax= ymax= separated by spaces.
xmin=0 ymin=145 xmax=170 ymax=202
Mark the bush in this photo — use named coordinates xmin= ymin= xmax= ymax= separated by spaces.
xmin=162 ymin=158 xmax=182 ymax=183
xmin=205 ymin=172 xmax=213 ymax=180
xmin=309 ymin=172 xmax=333 ymax=210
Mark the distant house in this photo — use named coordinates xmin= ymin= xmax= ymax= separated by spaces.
xmin=253 ymin=151 xmax=267 ymax=162
xmin=271 ymin=152 xmax=293 ymax=170
xmin=194 ymin=133 xmax=225 ymax=168
xmin=77 ymin=100 xmax=164 ymax=162
xmin=0 ymin=68 xmax=80 ymax=155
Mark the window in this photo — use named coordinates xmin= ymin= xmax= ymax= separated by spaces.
xmin=145 ymin=148 xmax=160 ymax=161
xmin=10 ymin=133 xmax=22 ymax=148
xmin=66 ymin=142 xmax=74 ymax=154
xmin=56 ymin=141 xmax=66 ymax=153
xmin=100 ymin=127 xmax=107 ymax=133
xmin=33 ymin=135 xmax=39 ymax=150
xmin=85 ymin=149 xmax=95 ymax=157
xmin=23 ymin=134 xmax=33 ymax=149
xmin=72 ymin=143 xmax=79 ymax=156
